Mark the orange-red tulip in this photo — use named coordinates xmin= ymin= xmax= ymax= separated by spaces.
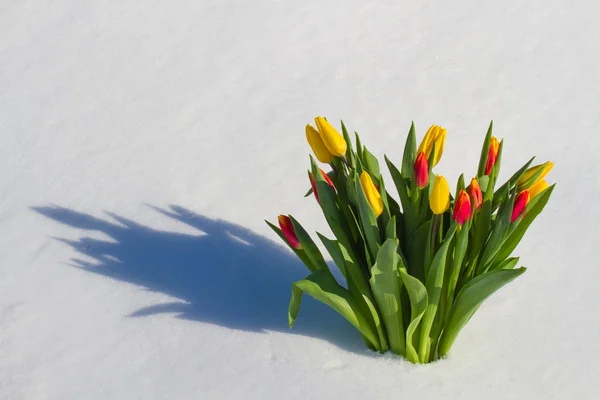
xmin=414 ymin=152 xmax=429 ymax=189
xmin=453 ymin=190 xmax=472 ymax=225
xmin=468 ymin=177 xmax=483 ymax=210
xmin=485 ymin=136 xmax=500 ymax=175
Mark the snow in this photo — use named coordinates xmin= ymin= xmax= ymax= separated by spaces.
xmin=1 ymin=0 xmax=599 ymax=398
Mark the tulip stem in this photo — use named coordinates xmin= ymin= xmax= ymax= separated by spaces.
xmin=431 ymin=214 xmax=440 ymax=254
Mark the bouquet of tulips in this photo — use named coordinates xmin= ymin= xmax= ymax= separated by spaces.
xmin=267 ymin=117 xmax=554 ymax=363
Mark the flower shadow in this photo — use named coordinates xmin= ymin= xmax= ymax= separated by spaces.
xmin=33 ymin=205 xmax=368 ymax=353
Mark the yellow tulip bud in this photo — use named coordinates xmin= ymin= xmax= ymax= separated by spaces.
xmin=417 ymin=125 xmax=446 ymax=166
xmin=360 ymin=171 xmax=383 ymax=217
xmin=518 ymin=161 xmax=553 ymax=190
xmin=306 ymin=124 xmax=334 ymax=163
xmin=314 ymin=117 xmax=347 ymax=157
xmin=529 ymin=179 xmax=549 ymax=199
xmin=430 ymin=174 xmax=450 ymax=214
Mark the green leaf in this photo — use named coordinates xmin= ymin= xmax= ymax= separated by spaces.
xmin=353 ymin=171 xmax=381 ymax=259
xmin=445 ymin=222 xmax=470 ymax=319
xmin=477 ymin=121 xmax=493 ymax=177
xmin=289 ymin=270 xmax=380 ymax=350
xmin=317 ymin=233 xmax=347 ymax=279
xmin=492 ymin=257 xmax=520 ymax=271
xmin=289 ymin=215 xmax=329 ymax=272
xmin=386 ymin=156 xmax=419 ymax=236
xmin=438 ymin=267 xmax=526 ymax=357
xmin=341 ymin=121 xmax=356 ymax=169
xmin=419 ymin=224 xmax=457 ymax=362
xmin=406 ymin=221 xmax=429 ymax=282
xmin=477 ymin=189 xmax=514 ymax=274
xmin=399 ymin=268 xmax=428 ymax=363
xmin=495 ymin=184 xmax=555 ymax=262
xmin=401 ymin=122 xmax=417 ymax=182
xmin=265 ymin=220 xmax=317 ymax=272
xmin=363 ymin=146 xmax=380 ymax=177
xmin=355 ymin=132 xmax=364 ymax=163
xmin=369 ymin=239 xmax=405 ymax=355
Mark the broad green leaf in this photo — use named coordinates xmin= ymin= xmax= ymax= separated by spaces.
xmin=363 ymin=146 xmax=380 ymax=177
xmin=495 ymin=185 xmax=555 ymax=262
xmin=492 ymin=257 xmax=520 ymax=271
xmin=289 ymin=215 xmax=329 ymax=272
xmin=317 ymin=233 xmax=347 ymax=279
xmin=265 ymin=220 xmax=317 ymax=272
xmin=477 ymin=121 xmax=493 ymax=177
xmin=406 ymin=221 xmax=429 ymax=282
xmin=369 ymin=239 xmax=405 ymax=355
xmin=289 ymin=270 xmax=380 ymax=350
xmin=355 ymin=132 xmax=364 ymax=163
xmin=438 ymin=267 xmax=526 ymax=357
xmin=399 ymin=268 xmax=428 ymax=363
xmin=386 ymin=216 xmax=397 ymax=240
xmin=419 ymin=224 xmax=457 ymax=362
xmin=445 ymin=221 xmax=470 ymax=319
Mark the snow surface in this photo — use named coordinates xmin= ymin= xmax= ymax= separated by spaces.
xmin=2 ymin=1 xmax=600 ymax=399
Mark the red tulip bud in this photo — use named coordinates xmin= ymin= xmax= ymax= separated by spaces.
xmin=453 ymin=190 xmax=472 ymax=225
xmin=414 ymin=152 xmax=429 ymax=189
xmin=511 ymin=190 xmax=531 ymax=223
xmin=278 ymin=215 xmax=301 ymax=249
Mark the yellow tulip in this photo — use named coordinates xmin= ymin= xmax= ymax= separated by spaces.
xmin=360 ymin=171 xmax=383 ymax=217
xmin=417 ymin=124 xmax=446 ymax=166
xmin=314 ymin=117 xmax=347 ymax=157
xmin=518 ymin=161 xmax=553 ymax=190
xmin=306 ymin=124 xmax=334 ymax=163
xmin=529 ymin=179 xmax=549 ymax=199
xmin=430 ymin=175 xmax=450 ymax=214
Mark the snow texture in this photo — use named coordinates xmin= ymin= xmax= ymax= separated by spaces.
xmin=1 ymin=1 xmax=599 ymax=399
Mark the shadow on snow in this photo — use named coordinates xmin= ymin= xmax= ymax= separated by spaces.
xmin=33 ymin=204 xmax=368 ymax=354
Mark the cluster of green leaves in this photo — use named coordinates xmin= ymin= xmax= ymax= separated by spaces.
xmin=267 ymin=121 xmax=554 ymax=363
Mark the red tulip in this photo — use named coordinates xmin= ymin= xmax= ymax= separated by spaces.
xmin=468 ymin=178 xmax=483 ymax=210
xmin=278 ymin=215 xmax=301 ymax=249
xmin=485 ymin=136 xmax=500 ymax=175
xmin=310 ymin=169 xmax=335 ymax=203
xmin=414 ymin=152 xmax=429 ymax=189
xmin=511 ymin=190 xmax=531 ymax=223
xmin=453 ymin=190 xmax=472 ymax=225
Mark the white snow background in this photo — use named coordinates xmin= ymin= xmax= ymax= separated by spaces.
xmin=1 ymin=1 xmax=599 ymax=399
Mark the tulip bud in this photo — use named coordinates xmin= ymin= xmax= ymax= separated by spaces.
xmin=314 ymin=117 xmax=347 ymax=157
xmin=485 ymin=136 xmax=500 ymax=175
xmin=310 ymin=169 xmax=335 ymax=203
xmin=453 ymin=190 xmax=472 ymax=225
xmin=430 ymin=175 xmax=451 ymax=215
xmin=468 ymin=177 xmax=483 ymax=210
xmin=417 ymin=125 xmax=446 ymax=166
xmin=414 ymin=152 xmax=429 ymax=188
xmin=511 ymin=190 xmax=531 ymax=223
xmin=278 ymin=215 xmax=301 ymax=249
xmin=360 ymin=171 xmax=383 ymax=217
xmin=517 ymin=161 xmax=553 ymax=190
xmin=529 ymin=179 xmax=549 ymax=199
xmin=306 ymin=124 xmax=334 ymax=163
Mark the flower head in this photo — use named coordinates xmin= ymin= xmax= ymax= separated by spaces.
xmin=360 ymin=171 xmax=383 ymax=217
xmin=314 ymin=117 xmax=347 ymax=157
xmin=414 ymin=152 xmax=429 ymax=189
xmin=278 ymin=215 xmax=301 ymax=249
xmin=453 ymin=190 xmax=472 ymax=225
xmin=485 ymin=136 xmax=500 ymax=175
xmin=306 ymin=124 xmax=334 ymax=163
xmin=430 ymin=175 xmax=450 ymax=215
xmin=418 ymin=124 xmax=446 ymax=166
